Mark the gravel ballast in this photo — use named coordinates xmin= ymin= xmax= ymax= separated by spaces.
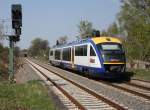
xmin=30 ymin=58 xmax=150 ymax=110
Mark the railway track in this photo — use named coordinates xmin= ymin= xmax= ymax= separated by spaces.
xmin=98 ymin=81 xmax=150 ymax=100
xmin=27 ymin=58 xmax=150 ymax=110
xmin=132 ymin=79 xmax=150 ymax=83
xmin=130 ymin=79 xmax=150 ymax=90
xmin=96 ymin=77 xmax=150 ymax=101
xmin=126 ymin=81 xmax=150 ymax=91
xmin=26 ymin=59 xmax=127 ymax=110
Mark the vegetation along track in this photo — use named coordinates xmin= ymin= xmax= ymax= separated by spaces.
xmin=26 ymin=59 xmax=127 ymax=110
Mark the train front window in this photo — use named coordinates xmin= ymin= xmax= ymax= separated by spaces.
xmin=96 ymin=43 xmax=125 ymax=62
xmin=96 ymin=43 xmax=123 ymax=51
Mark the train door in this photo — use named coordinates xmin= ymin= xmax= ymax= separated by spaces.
xmin=72 ymin=46 xmax=75 ymax=68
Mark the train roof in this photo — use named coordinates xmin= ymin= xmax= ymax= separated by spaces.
xmin=92 ymin=36 xmax=122 ymax=44
xmin=52 ymin=36 xmax=122 ymax=49
xmin=52 ymin=38 xmax=89 ymax=48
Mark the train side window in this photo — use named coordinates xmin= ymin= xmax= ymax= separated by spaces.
xmin=83 ymin=45 xmax=87 ymax=56
xmin=75 ymin=46 xmax=79 ymax=56
xmin=90 ymin=46 xmax=96 ymax=56
xmin=62 ymin=48 xmax=71 ymax=61
xmin=75 ymin=45 xmax=87 ymax=56
xmin=50 ymin=51 xmax=53 ymax=56
xmin=55 ymin=49 xmax=61 ymax=60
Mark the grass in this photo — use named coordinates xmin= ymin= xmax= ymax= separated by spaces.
xmin=0 ymin=80 xmax=57 ymax=110
xmin=128 ymin=69 xmax=150 ymax=81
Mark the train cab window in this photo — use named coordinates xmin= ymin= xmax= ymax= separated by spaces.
xmin=96 ymin=43 xmax=123 ymax=51
xmin=62 ymin=48 xmax=71 ymax=61
xmin=75 ymin=45 xmax=87 ymax=56
xmin=90 ymin=46 xmax=96 ymax=56
xmin=55 ymin=49 xmax=61 ymax=60
xmin=50 ymin=51 xmax=53 ymax=56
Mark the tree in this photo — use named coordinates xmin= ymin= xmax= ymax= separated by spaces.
xmin=28 ymin=38 xmax=49 ymax=58
xmin=101 ymin=22 xmax=120 ymax=37
xmin=0 ymin=23 xmax=4 ymax=44
xmin=29 ymin=38 xmax=41 ymax=56
xmin=78 ymin=20 xmax=93 ymax=39
xmin=40 ymin=40 xmax=49 ymax=58
xmin=0 ymin=45 xmax=9 ymax=76
xmin=118 ymin=0 xmax=150 ymax=61
xmin=107 ymin=22 xmax=120 ymax=36
xmin=101 ymin=30 xmax=109 ymax=36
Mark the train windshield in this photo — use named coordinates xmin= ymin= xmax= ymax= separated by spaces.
xmin=96 ymin=43 xmax=123 ymax=51
xmin=96 ymin=43 xmax=125 ymax=62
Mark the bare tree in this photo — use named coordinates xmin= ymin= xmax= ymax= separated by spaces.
xmin=78 ymin=20 xmax=93 ymax=39
xmin=0 ymin=23 xmax=4 ymax=44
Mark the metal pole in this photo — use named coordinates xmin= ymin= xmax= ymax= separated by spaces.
xmin=8 ymin=36 xmax=14 ymax=81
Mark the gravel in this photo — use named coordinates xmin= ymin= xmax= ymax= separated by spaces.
xmin=28 ymin=60 xmax=115 ymax=110
xmin=30 ymin=58 xmax=150 ymax=110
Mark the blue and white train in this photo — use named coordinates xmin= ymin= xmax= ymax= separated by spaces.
xmin=49 ymin=37 xmax=126 ymax=78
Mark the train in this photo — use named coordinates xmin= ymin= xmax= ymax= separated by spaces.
xmin=49 ymin=36 xmax=126 ymax=78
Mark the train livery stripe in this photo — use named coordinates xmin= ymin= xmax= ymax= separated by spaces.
xmin=103 ymin=62 xmax=125 ymax=65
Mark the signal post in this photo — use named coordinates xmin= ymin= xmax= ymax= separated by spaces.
xmin=9 ymin=4 xmax=22 ymax=81
xmin=8 ymin=36 xmax=14 ymax=80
